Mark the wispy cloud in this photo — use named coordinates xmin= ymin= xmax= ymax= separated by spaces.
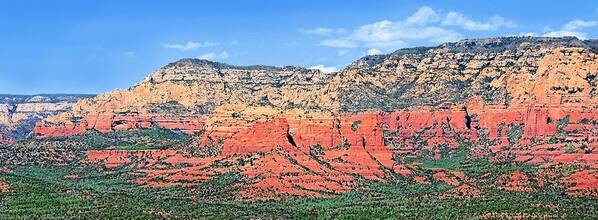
xmin=441 ymin=12 xmax=516 ymax=30
xmin=315 ymin=6 xmax=514 ymax=53
xmin=319 ymin=39 xmax=358 ymax=48
xmin=197 ymin=51 xmax=229 ymax=60
xmin=542 ymin=19 xmax=597 ymax=39
xmin=519 ymin=32 xmax=537 ymax=37
xmin=300 ymin=27 xmax=346 ymax=36
xmin=308 ymin=64 xmax=338 ymax=73
xmin=366 ymin=48 xmax=382 ymax=56
xmin=336 ymin=50 xmax=349 ymax=56
xmin=162 ymin=41 xmax=218 ymax=51
xmin=405 ymin=6 xmax=440 ymax=25
xmin=562 ymin=19 xmax=597 ymax=31
xmin=542 ymin=30 xmax=588 ymax=39
xmin=350 ymin=20 xmax=461 ymax=49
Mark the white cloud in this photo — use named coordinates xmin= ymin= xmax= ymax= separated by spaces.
xmin=300 ymin=27 xmax=347 ymax=36
xmin=351 ymin=20 xmax=405 ymax=48
xmin=162 ymin=41 xmax=219 ymax=51
xmin=336 ymin=50 xmax=349 ymax=56
xmin=367 ymin=48 xmax=383 ymax=56
xmin=350 ymin=19 xmax=460 ymax=49
xmin=309 ymin=64 xmax=338 ymax=73
xmin=562 ymin=19 xmax=597 ymax=31
xmin=406 ymin=6 xmax=440 ymax=25
xmin=316 ymin=6 xmax=513 ymax=51
xmin=441 ymin=12 xmax=516 ymax=30
xmin=319 ymin=39 xmax=358 ymax=48
xmin=197 ymin=51 xmax=230 ymax=60
xmin=541 ymin=19 xmax=597 ymax=40
xmin=542 ymin=30 xmax=588 ymax=39
xmin=519 ymin=32 xmax=537 ymax=37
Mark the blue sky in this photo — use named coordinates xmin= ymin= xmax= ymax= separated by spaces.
xmin=1 ymin=0 xmax=597 ymax=94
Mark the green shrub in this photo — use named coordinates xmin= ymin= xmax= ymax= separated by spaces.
xmin=351 ymin=120 xmax=362 ymax=132
xmin=557 ymin=116 xmax=570 ymax=134
xmin=507 ymin=124 xmax=524 ymax=145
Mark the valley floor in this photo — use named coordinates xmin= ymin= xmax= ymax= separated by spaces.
xmin=1 ymin=163 xmax=596 ymax=219
xmin=0 ymin=128 xmax=597 ymax=219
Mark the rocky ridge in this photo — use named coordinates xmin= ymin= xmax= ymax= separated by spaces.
xmin=28 ymin=36 xmax=598 ymax=199
xmin=334 ymin=36 xmax=598 ymax=111
xmin=0 ymin=94 xmax=93 ymax=144
xmin=38 ymin=37 xmax=598 ymax=122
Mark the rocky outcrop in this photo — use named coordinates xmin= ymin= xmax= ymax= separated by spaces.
xmin=53 ymin=59 xmax=334 ymax=116
xmin=0 ymin=133 xmax=10 ymax=145
xmin=0 ymin=179 xmax=10 ymax=192
xmin=198 ymin=99 xmax=598 ymax=167
xmin=333 ymin=37 xmax=597 ymax=111
xmin=34 ymin=114 xmax=204 ymax=137
xmin=0 ymin=94 xmax=93 ymax=144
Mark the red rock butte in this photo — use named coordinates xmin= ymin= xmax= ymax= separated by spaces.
xmin=27 ymin=36 xmax=598 ymax=199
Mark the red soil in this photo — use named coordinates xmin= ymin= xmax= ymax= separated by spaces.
xmin=561 ymin=170 xmax=598 ymax=198
xmin=0 ymin=133 xmax=12 ymax=145
xmin=496 ymin=171 xmax=535 ymax=192
xmin=432 ymin=172 xmax=462 ymax=186
xmin=0 ymin=180 xmax=10 ymax=192
xmin=86 ymin=149 xmax=180 ymax=169
xmin=439 ymin=184 xmax=482 ymax=199
xmin=414 ymin=176 xmax=431 ymax=185
xmin=34 ymin=114 xmax=204 ymax=137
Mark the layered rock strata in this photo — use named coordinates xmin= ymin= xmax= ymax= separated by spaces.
xmin=0 ymin=94 xmax=93 ymax=144
xmin=30 ymin=36 xmax=598 ymax=198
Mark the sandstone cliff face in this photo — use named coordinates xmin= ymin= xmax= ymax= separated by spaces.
xmin=0 ymin=94 xmax=93 ymax=144
xmin=35 ymin=60 xmax=338 ymax=137
xmin=36 ymin=37 xmax=598 ymax=137
xmin=63 ymin=59 xmax=332 ymax=116
xmin=332 ymin=37 xmax=597 ymax=111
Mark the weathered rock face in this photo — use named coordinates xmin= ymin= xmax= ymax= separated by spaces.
xmin=29 ymin=36 xmax=598 ymax=199
xmin=79 ymin=102 xmax=598 ymax=199
xmin=34 ymin=114 xmax=204 ymax=137
xmin=58 ymin=59 xmax=334 ymax=116
xmin=35 ymin=37 xmax=598 ymax=138
xmin=34 ymin=59 xmax=336 ymax=137
xmin=332 ymin=37 xmax=597 ymax=111
xmin=0 ymin=94 xmax=93 ymax=144
xmin=0 ymin=133 xmax=10 ymax=145
xmin=32 ymin=37 xmax=598 ymax=153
